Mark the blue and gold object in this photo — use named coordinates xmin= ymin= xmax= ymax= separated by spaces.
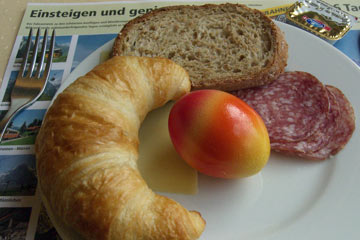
xmin=286 ymin=0 xmax=358 ymax=44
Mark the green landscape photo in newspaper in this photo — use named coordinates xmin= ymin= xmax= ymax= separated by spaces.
xmin=0 ymin=109 xmax=46 ymax=145
xmin=0 ymin=155 xmax=37 ymax=196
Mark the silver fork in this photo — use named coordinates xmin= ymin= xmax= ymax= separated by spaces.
xmin=0 ymin=28 xmax=55 ymax=142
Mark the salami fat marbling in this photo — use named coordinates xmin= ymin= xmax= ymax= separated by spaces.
xmin=232 ymin=71 xmax=355 ymax=160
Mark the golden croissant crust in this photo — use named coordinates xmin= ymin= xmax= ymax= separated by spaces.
xmin=35 ymin=56 xmax=206 ymax=240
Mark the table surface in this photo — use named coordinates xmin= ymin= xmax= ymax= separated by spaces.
xmin=0 ymin=0 xmax=138 ymax=84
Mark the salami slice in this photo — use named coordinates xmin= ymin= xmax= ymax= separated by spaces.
xmin=320 ymin=85 xmax=355 ymax=156
xmin=232 ymin=72 xmax=330 ymax=144
xmin=231 ymin=71 xmax=355 ymax=160
xmin=276 ymin=86 xmax=339 ymax=160
xmin=289 ymin=86 xmax=355 ymax=160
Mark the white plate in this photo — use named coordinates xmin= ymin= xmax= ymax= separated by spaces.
xmin=55 ymin=22 xmax=360 ymax=240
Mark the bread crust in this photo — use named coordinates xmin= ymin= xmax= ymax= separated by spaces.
xmin=113 ymin=3 xmax=288 ymax=91
xmin=35 ymin=56 xmax=205 ymax=240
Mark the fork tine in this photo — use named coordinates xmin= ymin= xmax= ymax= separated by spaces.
xmin=19 ymin=28 xmax=33 ymax=77
xmin=42 ymin=29 xmax=55 ymax=80
xmin=35 ymin=28 xmax=48 ymax=78
xmin=26 ymin=28 xmax=41 ymax=78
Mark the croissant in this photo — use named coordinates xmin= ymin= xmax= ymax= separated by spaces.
xmin=35 ymin=56 xmax=206 ymax=240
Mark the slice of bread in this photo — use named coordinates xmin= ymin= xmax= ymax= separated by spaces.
xmin=113 ymin=3 xmax=288 ymax=91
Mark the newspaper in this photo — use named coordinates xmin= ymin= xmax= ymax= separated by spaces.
xmin=0 ymin=0 xmax=358 ymax=239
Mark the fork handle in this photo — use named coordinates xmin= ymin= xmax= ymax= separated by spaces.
xmin=0 ymin=99 xmax=31 ymax=142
